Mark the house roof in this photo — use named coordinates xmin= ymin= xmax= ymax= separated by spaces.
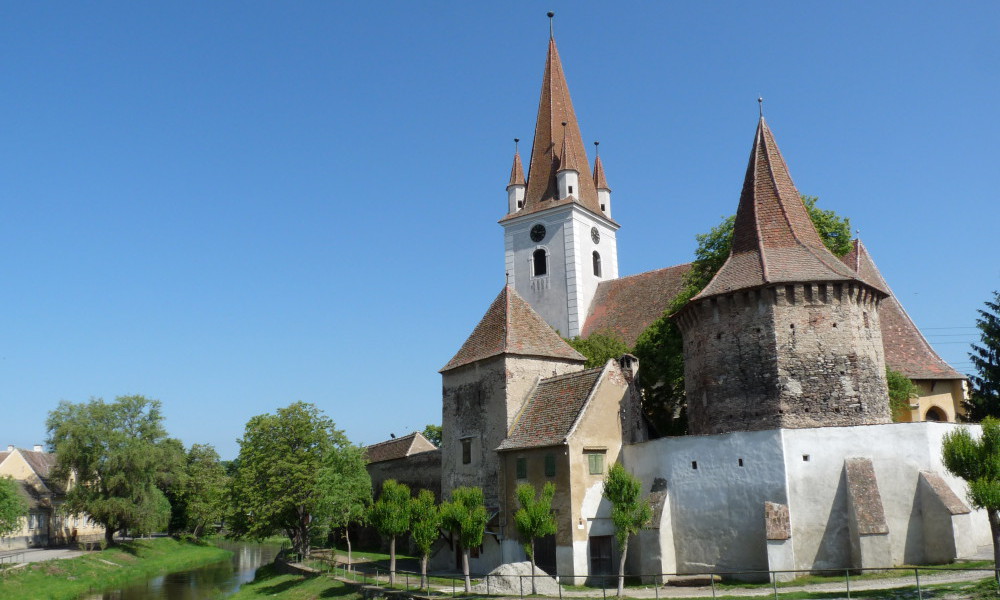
xmin=364 ymin=432 xmax=438 ymax=464
xmin=441 ymin=285 xmax=585 ymax=372
xmin=498 ymin=366 xmax=605 ymax=451
xmin=695 ymin=117 xmax=885 ymax=300
xmin=841 ymin=240 xmax=964 ymax=380
xmin=582 ymin=264 xmax=691 ymax=347
xmin=500 ymin=36 xmax=612 ymax=225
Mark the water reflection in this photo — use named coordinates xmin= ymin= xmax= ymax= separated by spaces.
xmin=85 ymin=541 xmax=281 ymax=600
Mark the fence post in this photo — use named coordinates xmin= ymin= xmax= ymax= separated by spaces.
xmin=914 ymin=568 xmax=921 ymax=600
xmin=520 ymin=574 xmax=524 ymax=598
xmin=487 ymin=574 xmax=490 ymax=596
xmin=845 ymin=569 xmax=850 ymax=599
xmin=602 ymin=575 xmax=607 ymax=600
xmin=710 ymin=573 xmax=716 ymax=599
xmin=772 ymin=570 xmax=778 ymax=599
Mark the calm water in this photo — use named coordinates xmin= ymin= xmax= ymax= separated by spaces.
xmin=84 ymin=541 xmax=281 ymax=600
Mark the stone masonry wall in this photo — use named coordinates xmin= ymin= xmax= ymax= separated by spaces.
xmin=677 ymin=282 xmax=891 ymax=435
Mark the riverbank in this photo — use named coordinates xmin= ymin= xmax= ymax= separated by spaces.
xmin=226 ymin=563 xmax=363 ymax=599
xmin=0 ymin=537 xmax=232 ymax=600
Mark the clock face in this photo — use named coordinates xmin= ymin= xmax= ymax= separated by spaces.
xmin=591 ymin=227 xmax=601 ymax=244
xmin=530 ymin=224 xmax=546 ymax=242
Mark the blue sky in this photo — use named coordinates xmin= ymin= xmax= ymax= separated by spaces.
xmin=2 ymin=2 xmax=997 ymax=459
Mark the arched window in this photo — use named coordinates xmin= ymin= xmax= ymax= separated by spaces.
xmin=533 ymin=248 xmax=548 ymax=277
xmin=924 ymin=407 xmax=946 ymax=422
xmin=593 ymin=251 xmax=602 ymax=277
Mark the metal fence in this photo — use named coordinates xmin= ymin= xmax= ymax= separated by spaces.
xmin=308 ymin=558 xmax=1000 ymax=599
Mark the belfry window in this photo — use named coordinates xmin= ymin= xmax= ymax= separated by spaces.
xmin=593 ymin=251 xmax=602 ymax=277
xmin=533 ymin=248 xmax=548 ymax=277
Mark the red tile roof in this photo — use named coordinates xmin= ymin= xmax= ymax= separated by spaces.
xmin=441 ymin=285 xmax=586 ymax=372
xmin=582 ymin=265 xmax=691 ymax=347
xmin=508 ymin=151 xmax=525 ymax=188
xmin=841 ymin=240 xmax=964 ymax=380
xmin=500 ymin=37 xmax=613 ymax=224
xmin=498 ymin=366 xmax=605 ymax=450
xmin=364 ymin=432 xmax=438 ymax=464
xmin=695 ymin=118 xmax=885 ymax=300
xmin=593 ymin=155 xmax=610 ymax=191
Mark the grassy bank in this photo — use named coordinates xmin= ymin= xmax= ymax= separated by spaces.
xmin=226 ymin=563 xmax=363 ymax=600
xmin=0 ymin=537 xmax=232 ymax=600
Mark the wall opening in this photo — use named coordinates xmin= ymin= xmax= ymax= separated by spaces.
xmin=533 ymin=248 xmax=548 ymax=277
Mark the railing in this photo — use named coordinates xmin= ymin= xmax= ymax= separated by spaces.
xmin=307 ymin=557 xmax=999 ymax=599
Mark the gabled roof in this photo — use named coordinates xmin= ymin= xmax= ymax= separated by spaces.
xmin=498 ymin=366 xmax=605 ymax=451
xmin=364 ymin=432 xmax=438 ymax=464
xmin=695 ymin=118 xmax=885 ymax=300
xmin=500 ymin=36 xmax=611 ymax=224
xmin=441 ymin=285 xmax=586 ymax=372
xmin=582 ymin=264 xmax=691 ymax=347
xmin=593 ymin=155 xmax=610 ymax=191
xmin=508 ymin=150 xmax=526 ymax=188
xmin=841 ymin=240 xmax=964 ymax=380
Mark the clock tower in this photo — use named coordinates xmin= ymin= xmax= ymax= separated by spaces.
xmin=500 ymin=30 xmax=619 ymax=338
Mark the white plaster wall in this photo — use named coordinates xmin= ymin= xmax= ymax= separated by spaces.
xmin=781 ymin=422 xmax=990 ymax=570
xmin=624 ymin=429 xmax=787 ymax=574
xmin=567 ymin=205 xmax=619 ymax=337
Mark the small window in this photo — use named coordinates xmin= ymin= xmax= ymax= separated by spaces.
xmin=517 ymin=200 xmax=524 ymax=209
xmin=461 ymin=438 xmax=472 ymax=465
xmin=586 ymin=451 xmax=605 ymax=475
xmin=691 ymin=461 xmax=698 ymax=470
xmin=544 ymin=454 xmax=556 ymax=477
xmin=516 ymin=457 xmax=527 ymax=479
xmin=802 ymin=454 xmax=810 ymax=462
xmin=533 ymin=248 xmax=548 ymax=277
xmin=593 ymin=251 xmax=602 ymax=277
xmin=29 ymin=513 xmax=36 ymax=530
xmin=738 ymin=458 xmax=744 ymax=467
xmin=568 ymin=185 xmax=574 ymax=195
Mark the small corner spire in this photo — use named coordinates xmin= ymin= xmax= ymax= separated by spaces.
xmin=547 ymin=11 xmax=555 ymax=39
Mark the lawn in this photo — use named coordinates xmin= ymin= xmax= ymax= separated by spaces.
xmin=226 ymin=564 xmax=364 ymax=600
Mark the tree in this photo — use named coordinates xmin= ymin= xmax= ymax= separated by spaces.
xmin=942 ymin=417 xmax=1000 ymax=573
xmin=441 ymin=486 xmax=488 ymax=593
xmin=0 ymin=476 xmax=27 ymax=538
xmin=603 ymin=463 xmax=652 ymax=598
xmin=229 ymin=402 xmax=345 ymax=557
xmin=422 ymin=424 xmax=442 ymax=447
xmin=316 ymin=442 xmax=371 ymax=570
xmin=369 ymin=480 xmax=411 ymax=586
xmin=566 ymin=332 xmax=631 ymax=369
xmin=513 ymin=482 xmax=558 ymax=593
xmin=46 ymin=395 xmax=178 ymax=546
xmin=967 ymin=291 xmax=1000 ymax=420
xmin=182 ymin=444 xmax=228 ymax=537
xmin=409 ymin=489 xmax=442 ymax=591
xmin=886 ymin=367 xmax=920 ymax=422
xmin=634 ymin=197 xmax=852 ymax=433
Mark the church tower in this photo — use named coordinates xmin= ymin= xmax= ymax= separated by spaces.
xmin=674 ymin=116 xmax=892 ymax=434
xmin=500 ymin=27 xmax=619 ymax=338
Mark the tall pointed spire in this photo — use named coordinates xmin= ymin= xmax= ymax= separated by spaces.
xmin=593 ymin=147 xmax=610 ymax=191
xmin=502 ymin=24 xmax=607 ymax=222
xmin=694 ymin=117 xmax=886 ymax=300
xmin=507 ymin=138 xmax=525 ymax=188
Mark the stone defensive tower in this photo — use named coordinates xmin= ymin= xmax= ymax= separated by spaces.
xmin=674 ymin=116 xmax=892 ymax=435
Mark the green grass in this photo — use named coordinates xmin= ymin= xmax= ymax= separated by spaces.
xmin=0 ymin=537 xmax=232 ymax=600
xmin=226 ymin=564 xmax=364 ymax=599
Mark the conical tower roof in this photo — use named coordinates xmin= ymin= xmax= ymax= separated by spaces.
xmin=694 ymin=117 xmax=886 ymax=300
xmin=501 ymin=36 xmax=609 ymax=222
xmin=593 ymin=154 xmax=610 ymax=190
xmin=441 ymin=285 xmax=586 ymax=372
xmin=507 ymin=150 xmax=526 ymax=188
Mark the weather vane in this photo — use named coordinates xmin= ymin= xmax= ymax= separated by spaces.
xmin=758 ymin=96 xmax=764 ymax=117
xmin=548 ymin=11 xmax=554 ymax=39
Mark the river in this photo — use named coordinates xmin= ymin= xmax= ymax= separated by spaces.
xmin=83 ymin=541 xmax=281 ymax=600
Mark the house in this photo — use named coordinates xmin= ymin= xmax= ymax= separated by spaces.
xmin=0 ymin=445 xmax=104 ymax=550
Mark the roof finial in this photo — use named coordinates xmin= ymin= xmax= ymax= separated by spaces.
xmin=514 ymin=137 xmax=520 ymax=153
xmin=547 ymin=11 xmax=555 ymax=39
xmin=594 ymin=140 xmax=600 ymax=157
xmin=758 ymin=96 xmax=764 ymax=118
xmin=506 ymin=271 xmax=511 ymax=285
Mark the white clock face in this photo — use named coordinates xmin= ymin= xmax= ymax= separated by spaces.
xmin=591 ymin=227 xmax=600 ymax=244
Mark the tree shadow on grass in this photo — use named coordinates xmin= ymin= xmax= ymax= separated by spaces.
xmin=259 ymin=578 xmax=307 ymax=595
xmin=320 ymin=583 xmax=359 ymax=598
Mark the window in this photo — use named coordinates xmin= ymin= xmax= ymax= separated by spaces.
xmin=586 ymin=451 xmax=605 ymax=475
xmin=593 ymin=251 xmax=602 ymax=277
xmin=516 ymin=457 xmax=527 ymax=479
xmin=533 ymin=248 xmax=548 ymax=277
xmin=29 ymin=513 xmax=36 ymax=530
xmin=461 ymin=438 xmax=472 ymax=465
xmin=568 ymin=185 xmax=574 ymax=195
xmin=544 ymin=453 xmax=556 ymax=477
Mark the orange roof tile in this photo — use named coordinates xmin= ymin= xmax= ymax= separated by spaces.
xmin=508 ymin=151 xmax=525 ymax=188
xmin=364 ymin=432 xmax=438 ymax=464
xmin=582 ymin=265 xmax=691 ymax=347
xmin=498 ymin=366 xmax=605 ymax=450
xmin=593 ymin=155 xmax=610 ymax=191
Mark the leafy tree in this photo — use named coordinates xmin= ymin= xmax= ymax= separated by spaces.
xmin=316 ymin=442 xmax=371 ymax=570
xmin=369 ymin=480 xmax=411 ymax=586
xmin=603 ymin=463 xmax=652 ymax=598
xmin=441 ymin=486 xmax=488 ymax=593
xmin=422 ymin=424 xmax=442 ymax=447
xmin=513 ymin=482 xmax=558 ymax=593
xmin=46 ymin=395 xmax=178 ymax=546
xmin=0 ymin=476 xmax=27 ymax=538
xmin=182 ymin=444 xmax=228 ymax=537
xmin=634 ymin=197 xmax=852 ymax=434
xmin=967 ymin=291 xmax=1000 ymax=420
xmin=942 ymin=417 xmax=1000 ymax=571
xmin=886 ymin=367 xmax=920 ymax=422
xmin=565 ymin=332 xmax=631 ymax=369
xmin=409 ymin=489 xmax=442 ymax=591
xmin=229 ymin=401 xmax=345 ymax=557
